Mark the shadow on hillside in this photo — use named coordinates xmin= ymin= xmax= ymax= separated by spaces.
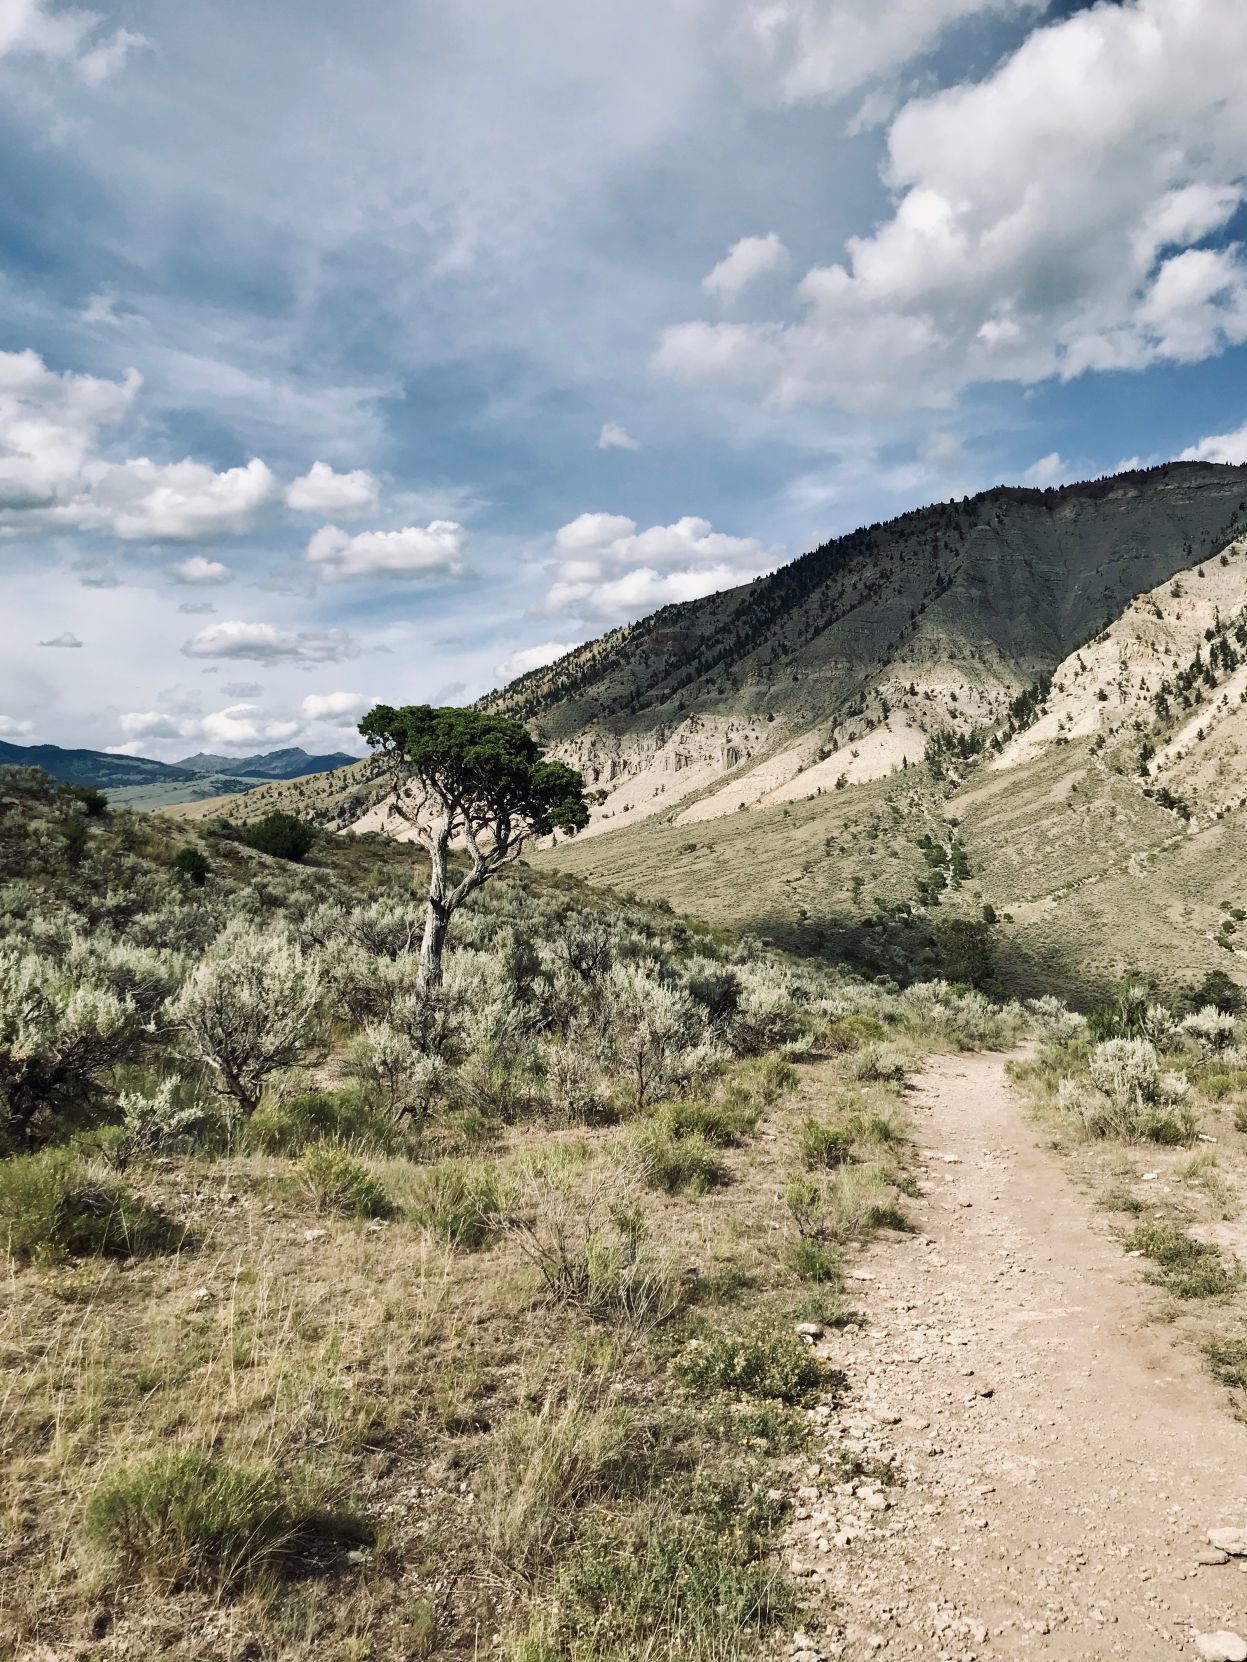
xmin=745 ymin=907 xmax=1119 ymax=1010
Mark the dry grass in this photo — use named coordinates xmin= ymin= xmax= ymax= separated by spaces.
xmin=0 ymin=1046 xmax=902 ymax=1662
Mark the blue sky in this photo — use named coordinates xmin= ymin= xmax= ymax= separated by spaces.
xmin=2 ymin=0 xmax=1247 ymax=758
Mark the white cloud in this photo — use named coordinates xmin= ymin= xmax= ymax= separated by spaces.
xmin=545 ymin=512 xmax=782 ymax=625
xmin=597 ymin=421 xmax=640 ymax=451
xmin=300 ymin=690 xmax=370 ymax=722
xmin=660 ymin=0 xmax=1247 ymax=413
xmin=286 ymin=461 xmax=381 ymax=518
xmin=0 ymin=1 xmax=148 ymax=80
xmin=0 ymin=348 xmax=138 ymax=516
xmin=495 ymin=641 xmax=579 ymax=681
xmin=76 ymin=25 xmax=148 ymax=85
xmin=701 ymin=232 xmax=789 ymax=305
xmin=306 ymin=520 xmax=466 ymax=582
xmin=1022 ymin=451 xmax=1066 ymax=487
xmin=78 ymin=456 xmax=278 ymax=542
xmin=118 ymin=710 xmax=184 ymax=741
xmin=181 ymin=620 xmax=357 ymax=664
xmin=39 ymin=630 xmax=84 ymax=648
xmin=221 ymin=680 xmax=262 ymax=698
xmin=0 ymin=714 xmax=33 ymax=737
xmin=171 ymin=555 xmax=232 ymax=585
xmin=199 ymin=704 xmax=300 ymax=747
xmin=724 ymin=0 xmax=1041 ymax=106
xmin=1180 ymin=421 xmax=1247 ymax=465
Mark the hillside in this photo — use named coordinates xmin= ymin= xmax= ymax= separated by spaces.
xmin=0 ymin=739 xmax=360 ymax=811
xmin=483 ymin=461 xmax=1247 ymax=839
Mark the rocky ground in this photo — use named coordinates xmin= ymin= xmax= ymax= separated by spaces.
xmin=783 ymin=1051 xmax=1247 ymax=1661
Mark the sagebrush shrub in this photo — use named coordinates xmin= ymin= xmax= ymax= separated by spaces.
xmin=849 ymin=1041 xmax=910 ymax=1085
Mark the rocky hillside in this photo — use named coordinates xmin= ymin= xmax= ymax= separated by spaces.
xmin=482 ymin=462 xmax=1247 ymax=839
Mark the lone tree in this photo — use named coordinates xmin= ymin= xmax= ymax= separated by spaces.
xmin=359 ymin=704 xmax=589 ymax=990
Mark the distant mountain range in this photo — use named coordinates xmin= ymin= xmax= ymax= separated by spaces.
xmin=0 ymin=740 xmax=359 ymax=809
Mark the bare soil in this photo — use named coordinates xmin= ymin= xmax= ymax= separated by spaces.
xmin=789 ymin=1050 xmax=1247 ymax=1660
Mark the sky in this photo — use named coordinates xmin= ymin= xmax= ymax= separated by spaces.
xmin=3 ymin=0 xmax=1247 ymax=760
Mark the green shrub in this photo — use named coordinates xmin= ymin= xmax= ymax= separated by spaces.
xmin=634 ymin=1125 xmax=727 ymax=1196
xmin=171 ymin=846 xmax=209 ymax=886
xmin=64 ymin=784 xmax=108 ymax=818
xmin=412 ymin=1158 xmax=512 ymax=1249
xmin=658 ymin=1097 xmax=757 ymax=1147
xmin=85 ymin=1450 xmax=368 ymax=1590
xmin=673 ymin=1324 xmax=822 ymax=1404
xmin=820 ymin=1014 xmax=888 ymax=1053
xmin=1205 ymin=1334 xmax=1247 ymax=1390
xmin=849 ymin=1041 xmax=910 ymax=1085
xmin=789 ymin=1238 xmax=842 ymax=1284
xmin=555 ymin=1468 xmax=797 ymax=1658
xmin=1125 ymin=1219 xmax=1240 ymax=1299
xmin=244 ymin=1089 xmax=403 ymax=1156
xmin=241 ymin=812 xmax=315 ymax=863
xmin=298 ymin=1143 xmax=392 ymax=1218
xmin=0 ymin=1149 xmax=175 ymax=1263
xmin=798 ymin=1119 xmax=854 ymax=1169
xmin=785 ymin=1164 xmax=908 ymax=1245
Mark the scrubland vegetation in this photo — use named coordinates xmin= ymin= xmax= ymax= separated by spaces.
xmin=0 ymin=763 xmax=1034 ymax=1661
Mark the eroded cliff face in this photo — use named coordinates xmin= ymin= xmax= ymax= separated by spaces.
xmin=478 ymin=463 xmax=1247 ymax=837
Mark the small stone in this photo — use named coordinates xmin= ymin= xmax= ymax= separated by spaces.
xmin=1208 ymin=1529 xmax=1247 ymax=1557
xmin=796 ymin=1322 xmax=824 ymax=1339
xmin=1195 ymin=1632 xmax=1247 ymax=1661
xmin=1197 ymin=1549 xmax=1230 ymax=1566
xmin=302 ymin=1227 xmax=329 ymax=1243
xmin=189 ymin=1286 xmax=212 ymax=1303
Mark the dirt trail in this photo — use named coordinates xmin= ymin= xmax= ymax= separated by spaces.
xmin=790 ymin=1050 xmax=1247 ymax=1661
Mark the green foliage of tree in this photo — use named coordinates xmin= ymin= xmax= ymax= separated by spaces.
xmin=359 ymin=704 xmax=589 ymax=989
xmin=241 ymin=811 xmax=315 ymax=863
xmin=172 ymin=846 xmax=210 ymax=886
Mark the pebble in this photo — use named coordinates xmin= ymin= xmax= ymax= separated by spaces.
xmin=1196 ymin=1549 xmax=1231 ymax=1566
xmin=302 ymin=1227 xmax=329 ymax=1243
xmin=1208 ymin=1529 xmax=1247 ymax=1557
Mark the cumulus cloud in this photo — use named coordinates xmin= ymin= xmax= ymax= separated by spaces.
xmin=0 ymin=714 xmax=33 ymax=737
xmin=78 ymin=456 xmax=278 ymax=542
xmin=544 ymin=512 xmax=782 ymax=625
xmin=660 ymin=0 xmax=1247 ymax=413
xmin=181 ymin=620 xmax=358 ymax=664
xmin=1180 ymin=421 xmax=1247 ymax=465
xmin=701 ymin=233 xmax=789 ymax=305
xmin=0 ymin=349 xmax=138 ymax=516
xmin=724 ymin=0 xmax=1041 ymax=106
xmin=120 ymin=702 xmax=300 ymax=748
xmin=39 ymin=630 xmax=84 ymax=648
xmin=306 ymin=520 xmax=466 ymax=582
xmin=286 ymin=461 xmax=381 ymax=518
xmin=171 ymin=555 xmax=232 ymax=585
xmin=495 ymin=641 xmax=579 ymax=681
xmin=300 ymin=690 xmax=370 ymax=722
xmin=1022 ymin=451 xmax=1067 ymax=487
xmin=597 ymin=421 xmax=640 ymax=451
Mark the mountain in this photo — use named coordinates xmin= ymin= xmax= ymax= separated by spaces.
xmin=481 ymin=461 xmax=1247 ymax=841
xmin=0 ymin=740 xmax=197 ymax=790
xmin=0 ymin=739 xmax=361 ymax=811
xmin=174 ymin=747 xmax=359 ymax=780
xmin=474 ymin=461 xmax=1247 ymax=1006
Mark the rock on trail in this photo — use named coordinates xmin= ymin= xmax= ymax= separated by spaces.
xmin=787 ymin=1050 xmax=1247 ymax=1660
